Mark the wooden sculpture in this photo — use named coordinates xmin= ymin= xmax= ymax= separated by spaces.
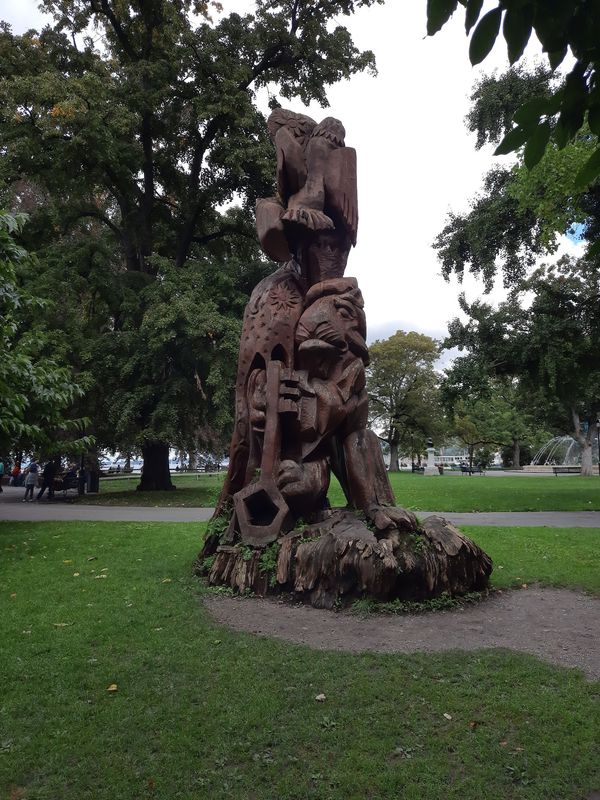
xmin=197 ymin=109 xmax=492 ymax=608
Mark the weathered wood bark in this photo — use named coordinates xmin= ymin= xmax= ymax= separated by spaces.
xmin=572 ymin=409 xmax=596 ymax=477
xmin=197 ymin=510 xmax=492 ymax=609
xmin=389 ymin=440 xmax=399 ymax=472
xmin=138 ymin=442 xmax=175 ymax=491
xmin=512 ymin=438 xmax=520 ymax=468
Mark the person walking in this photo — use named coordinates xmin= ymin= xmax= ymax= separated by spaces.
xmin=37 ymin=458 xmax=57 ymax=501
xmin=23 ymin=460 xmax=39 ymax=502
xmin=10 ymin=462 xmax=22 ymax=486
xmin=0 ymin=458 xmax=4 ymax=493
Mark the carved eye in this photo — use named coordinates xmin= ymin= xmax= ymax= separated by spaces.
xmin=334 ymin=299 xmax=354 ymax=319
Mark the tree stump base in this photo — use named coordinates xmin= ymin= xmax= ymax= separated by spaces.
xmin=196 ymin=510 xmax=492 ymax=610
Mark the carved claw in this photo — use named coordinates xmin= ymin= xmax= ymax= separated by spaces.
xmin=366 ymin=505 xmax=419 ymax=536
xmin=282 ymin=207 xmax=335 ymax=231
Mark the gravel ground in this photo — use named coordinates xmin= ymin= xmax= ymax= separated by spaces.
xmin=204 ymin=586 xmax=600 ymax=680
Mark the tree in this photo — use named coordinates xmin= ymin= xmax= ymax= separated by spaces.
xmin=435 ymin=64 xmax=600 ymax=290
xmin=442 ymin=366 xmax=548 ymax=468
xmin=0 ymin=211 xmax=90 ymax=457
xmin=426 ymin=0 xmax=600 ymax=191
xmin=0 ymin=0 xmax=380 ymax=488
xmin=446 ymin=258 xmax=600 ymax=475
xmin=367 ymin=331 xmax=444 ymax=471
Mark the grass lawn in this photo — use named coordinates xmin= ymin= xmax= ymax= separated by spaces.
xmin=1 ymin=521 xmax=599 ymax=800
xmin=380 ymin=473 xmax=600 ymax=513
xmin=464 ymin=526 xmax=600 ymax=594
xmin=79 ymin=473 xmax=224 ymax=506
xmin=82 ymin=472 xmax=600 ymax=512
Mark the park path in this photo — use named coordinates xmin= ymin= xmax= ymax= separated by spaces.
xmin=205 ymin=587 xmax=600 ymax=680
xmin=0 ymin=487 xmax=599 ymax=525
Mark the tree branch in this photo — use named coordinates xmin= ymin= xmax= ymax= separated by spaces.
xmin=89 ymin=0 xmax=138 ymax=60
xmin=63 ymin=209 xmax=123 ymax=238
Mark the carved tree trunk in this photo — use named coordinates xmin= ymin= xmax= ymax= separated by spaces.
xmin=138 ymin=442 xmax=175 ymax=491
xmin=198 ymin=511 xmax=492 ymax=609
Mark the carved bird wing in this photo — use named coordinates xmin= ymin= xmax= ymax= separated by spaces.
xmin=274 ymin=127 xmax=307 ymax=203
xmin=267 ymin=109 xmax=316 ymax=203
xmin=324 ymin=147 xmax=358 ymax=246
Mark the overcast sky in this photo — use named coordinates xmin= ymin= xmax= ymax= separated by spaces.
xmin=0 ymin=1 xmax=581 ymax=347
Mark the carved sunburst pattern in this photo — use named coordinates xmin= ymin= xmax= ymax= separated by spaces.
xmin=269 ymin=280 xmax=301 ymax=312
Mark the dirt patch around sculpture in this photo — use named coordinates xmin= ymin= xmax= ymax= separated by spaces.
xmin=203 ymin=586 xmax=600 ymax=680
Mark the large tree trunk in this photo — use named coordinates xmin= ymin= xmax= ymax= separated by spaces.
xmin=512 ymin=438 xmax=520 ymax=468
xmin=571 ymin=409 xmax=595 ymax=477
xmin=581 ymin=439 xmax=593 ymax=476
xmin=138 ymin=442 xmax=175 ymax=491
xmin=389 ymin=440 xmax=399 ymax=472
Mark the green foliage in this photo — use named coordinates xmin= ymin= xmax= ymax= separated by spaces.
xmin=239 ymin=544 xmax=254 ymax=562
xmin=351 ymin=591 xmax=486 ymax=615
xmin=367 ymin=330 xmax=445 ymax=469
xmin=426 ymin=0 xmax=600 ymax=185
xmin=205 ymin=500 xmax=232 ymax=541
xmin=407 ymin=532 xmax=425 ymax=554
xmin=445 ymin=258 xmax=600 ymax=471
xmin=0 ymin=211 xmax=91 ymax=454
xmin=200 ymin=554 xmax=216 ymax=573
xmin=259 ymin=542 xmax=280 ymax=587
xmin=434 ymin=166 xmax=545 ymax=290
xmin=466 ymin=64 xmax=555 ymax=150
xmin=0 ymin=0 xmax=381 ymax=472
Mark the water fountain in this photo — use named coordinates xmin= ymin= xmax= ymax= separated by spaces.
xmin=523 ymin=436 xmax=599 ymax=472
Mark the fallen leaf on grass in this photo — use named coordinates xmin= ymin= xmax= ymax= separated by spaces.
xmin=94 ymin=575 xmax=107 ymax=580
xmin=22 ymin=630 xmax=31 ymax=635
xmin=106 ymin=684 xmax=118 ymax=692
xmin=87 ymin=556 xmax=97 ymax=562
xmin=153 ymin=627 xmax=163 ymax=632
xmin=499 ymin=740 xmax=508 ymax=747
xmin=469 ymin=720 xmax=479 ymax=730
xmin=10 ymin=593 xmax=16 ymax=599
xmin=315 ymin=693 xmax=326 ymax=702
xmin=73 ymin=572 xmax=80 ymax=577
xmin=63 ymin=560 xmax=73 ymax=565
xmin=443 ymin=713 xmax=452 ymax=720
xmin=53 ymin=622 xmax=72 ymax=627
xmin=161 ymin=578 xmax=172 ymax=583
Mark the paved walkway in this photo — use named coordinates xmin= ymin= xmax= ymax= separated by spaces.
xmin=1 ymin=487 xmax=599 ymax=526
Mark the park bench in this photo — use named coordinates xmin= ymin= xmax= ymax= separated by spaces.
xmin=460 ymin=465 xmax=485 ymax=475
xmin=411 ymin=465 xmax=425 ymax=474
xmin=552 ymin=466 xmax=581 ymax=475
xmin=52 ymin=475 xmax=80 ymax=499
